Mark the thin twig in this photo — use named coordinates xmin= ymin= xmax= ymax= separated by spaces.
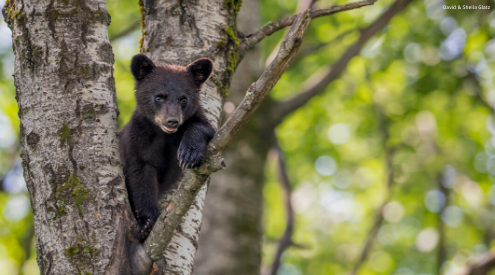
xmin=436 ymin=171 xmax=449 ymax=274
xmin=109 ymin=20 xmax=140 ymax=42
xmin=291 ymin=29 xmax=354 ymax=65
xmin=483 ymin=204 xmax=495 ymax=246
xmin=349 ymin=105 xmax=396 ymax=275
xmin=349 ymin=202 xmax=385 ymax=275
xmin=244 ymin=0 xmax=377 ymax=49
xmin=142 ymin=11 xmax=312 ymax=262
xmin=466 ymin=69 xmax=494 ymax=110
xmin=271 ymin=0 xmax=415 ymax=124
xmin=264 ymin=0 xmax=316 ymax=66
xmin=209 ymin=12 xmax=311 ymax=154
xmin=268 ymin=143 xmax=295 ymax=275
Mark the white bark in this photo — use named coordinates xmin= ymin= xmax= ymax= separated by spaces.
xmin=140 ymin=0 xmax=236 ymax=273
xmin=3 ymin=0 xmax=384 ymax=274
xmin=142 ymin=6 xmax=309 ymax=275
xmin=194 ymin=1 xmax=266 ymax=273
xmin=3 ymin=0 xmax=134 ymax=274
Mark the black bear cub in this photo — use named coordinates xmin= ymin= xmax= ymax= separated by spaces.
xmin=119 ymin=54 xmax=215 ymax=241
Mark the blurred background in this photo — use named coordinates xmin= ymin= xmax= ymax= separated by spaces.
xmin=1 ymin=0 xmax=495 ymax=274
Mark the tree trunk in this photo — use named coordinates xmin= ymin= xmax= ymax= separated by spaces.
xmin=139 ymin=0 xmax=241 ymax=274
xmin=3 ymin=0 xmax=387 ymax=273
xmin=2 ymin=0 xmax=136 ymax=274
xmin=194 ymin=1 xmax=274 ymax=274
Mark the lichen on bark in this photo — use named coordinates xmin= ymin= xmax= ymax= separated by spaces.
xmin=138 ymin=0 xmax=241 ymax=273
xmin=5 ymin=0 xmax=133 ymax=273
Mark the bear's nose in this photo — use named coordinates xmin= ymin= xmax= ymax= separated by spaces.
xmin=166 ymin=117 xmax=179 ymax=128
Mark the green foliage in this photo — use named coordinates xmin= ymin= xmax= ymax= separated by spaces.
xmin=260 ymin=0 xmax=495 ymax=274
xmin=0 ymin=0 xmax=494 ymax=274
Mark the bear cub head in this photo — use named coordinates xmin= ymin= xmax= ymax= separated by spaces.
xmin=130 ymin=54 xmax=213 ymax=133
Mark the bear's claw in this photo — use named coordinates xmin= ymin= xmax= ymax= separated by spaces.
xmin=177 ymin=142 xmax=207 ymax=170
xmin=138 ymin=218 xmax=154 ymax=241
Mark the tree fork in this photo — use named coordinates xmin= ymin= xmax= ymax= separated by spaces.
xmin=143 ymin=10 xmax=311 ymax=263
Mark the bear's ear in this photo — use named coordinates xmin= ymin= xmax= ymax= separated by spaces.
xmin=131 ymin=54 xmax=156 ymax=80
xmin=186 ymin=58 xmax=213 ymax=85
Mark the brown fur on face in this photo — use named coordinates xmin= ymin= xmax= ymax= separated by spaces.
xmin=134 ymin=65 xmax=201 ymax=133
xmin=129 ymin=55 xmax=213 ymax=134
xmin=121 ymin=55 xmax=215 ymax=242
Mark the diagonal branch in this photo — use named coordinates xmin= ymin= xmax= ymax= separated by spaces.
xmin=466 ymin=69 xmax=494 ymax=110
xmin=268 ymin=143 xmax=295 ymax=275
xmin=349 ymin=105 xmax=396 ymax=275
xmin=244 ymin=0 xmax=377 ymax=49
xmin=436 ymin=170 xmax=450 ymax=275
xmin=272 ymin=0 xmax=414 ymax=124
xmin=142 ymin=10 xmax=311 ymax=262
xmin=349 ymin=202 xmax=386 ymax=275
xmin=263 ymin=0 xmax=316 ymax=66
xmin=109 ymin=20 xmax=140 ymax=42
xmin=460 ymin=251 xmax=495 ymax=275
xmin=209 ymin=11 xmax=310 ymax=154
xmin=291 ymin=29 xmax=355 ymax=66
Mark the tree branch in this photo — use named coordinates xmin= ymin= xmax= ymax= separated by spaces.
xmin=349 ymin=106 xmax=396 ymax=275
xmin=263 ymin=0 xmax=316 ymax=66
xmin=142 ymin=10 xmax=311 ymax=262
xmin=349 ymin=202 xmax=385 ymax=275
xmin=209 ymin=11 xmax=310 ymax=154
xmin=483 ymin=204 xmax=495 ymax=247
xmin=272 ymin=0 xmax=414 ymax=124
xmin=291 ymin=29 xmax=355 ymax=66
xmin=466 ymin=69 xmax=494 ymax=110
xmin=244 ymin=0 xmax=377 ymax=49
xmin=460 ymin=251 xmax=495 ymax=275
xmin=437 ymin=170 xmax=450 ymax=275
xmin=268 ymin=143 xmax=295 ymax=275
xmin=109 ymin=20 xmax=140 ymax=42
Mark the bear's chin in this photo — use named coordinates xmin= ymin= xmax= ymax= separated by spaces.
xmin=161 ymin=125 xmax=178 ymax=134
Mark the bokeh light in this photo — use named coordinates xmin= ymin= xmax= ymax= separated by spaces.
xmin=415 ymin=228 xmax=439 ymax=252
xmin=327 ymin=123 xmax=351 ymax=145
xmin=424 ymin=190 xmax=445 ymax=213
xmin=315 ymin=156 xmax=337 ymax=176
xmin=383 ymin=201 xmax=405 ymax=223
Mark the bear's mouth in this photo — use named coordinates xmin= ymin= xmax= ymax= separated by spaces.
xmin=161 ymin=125 xmax=178 ymax=133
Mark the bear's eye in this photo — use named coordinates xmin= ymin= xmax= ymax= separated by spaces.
xmin=155 ymin=95 xmax=164 ymax=102
xmin=180 ymin=98 xmax=188 ymax=105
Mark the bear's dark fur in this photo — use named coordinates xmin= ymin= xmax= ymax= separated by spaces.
xmin=119 ymin=54 xmax=215 ymax=241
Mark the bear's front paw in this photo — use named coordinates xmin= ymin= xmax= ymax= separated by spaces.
xmin=177 ymin=141 xmax=207 ymax=169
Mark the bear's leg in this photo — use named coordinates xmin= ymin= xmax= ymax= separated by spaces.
xmin=177 ymin=111 xmax=216 ymax=169
xmin=126 ymin=164 xmax=161 ymax=241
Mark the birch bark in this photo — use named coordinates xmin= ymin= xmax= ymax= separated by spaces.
xmin=194 ymin=1 xmax=269 ymax=274
xmin=3 ymin=0 xmax=384 ymax=274
xmin=139 ymin=0 xmax=240 ymax=274
xmin=2 ymin=0 xmax=136 ymax=274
